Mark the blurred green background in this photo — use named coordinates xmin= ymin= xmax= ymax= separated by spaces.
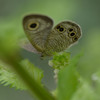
xmin=0 ymin=0 xmax=100 ymax=100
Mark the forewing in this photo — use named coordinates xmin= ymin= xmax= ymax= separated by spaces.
xmin=23 ymin=14 xmax=53 ymax=52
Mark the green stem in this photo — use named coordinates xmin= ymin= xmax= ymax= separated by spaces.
xmin=0 ymin=51 xmax=55 ymax=100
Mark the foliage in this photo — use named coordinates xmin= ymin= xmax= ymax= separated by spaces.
xmin=0 ymin=19 xmax=100 ymax=100
xmin=49 ymin=52 xmax=70 ymax=70
xmin=0 ymin=59 xmax=43 ymax=90
xmin=0 ymin=23 xmax=55 ymax=100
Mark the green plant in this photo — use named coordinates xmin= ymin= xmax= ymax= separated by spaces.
xmin=0 ymin=21 xmax=100 ymax=100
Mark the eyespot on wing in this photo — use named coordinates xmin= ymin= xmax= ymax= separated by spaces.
xmin=23 ymin=14 xmax=54 ymax=31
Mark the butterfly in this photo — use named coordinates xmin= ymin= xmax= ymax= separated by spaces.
xmin=21 ymin=14 xmax=82 ymax=57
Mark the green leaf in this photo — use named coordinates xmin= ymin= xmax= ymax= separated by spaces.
xmin=71 ymin=79 xmax=98 ymax=100
xmin=0 ymin=59 xmax=43 ymax=90
xmin=57 ymin=53 xmax=82 ymax=100
xmin=91 ymin=71 xmax=100 ymax=100
xmin=21 ymin=59 xmax=44 ymax=85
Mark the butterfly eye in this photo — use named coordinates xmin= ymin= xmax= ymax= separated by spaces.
xmin=28 ymin=21 xmax=39 ymax=30
xmin=56 ymin=25 xmax=65 ymax=33
xmin=73 ymin=36 xmax=78 ymax=42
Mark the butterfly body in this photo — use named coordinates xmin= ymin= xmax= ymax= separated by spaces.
xmin=23 ymin=14 xmax=82 ymax=57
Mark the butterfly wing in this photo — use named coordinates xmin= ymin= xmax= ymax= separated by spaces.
xmin=19 ymin=38 xmax=41 ymax=54
xmin=23 ymin=14 xmax=53 ymax=53
xmin=44 ymin=21 xmax=82 ymax=56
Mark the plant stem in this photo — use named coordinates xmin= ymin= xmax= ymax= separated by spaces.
xmin=0 ymin=52 xmax=55 ymax=100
